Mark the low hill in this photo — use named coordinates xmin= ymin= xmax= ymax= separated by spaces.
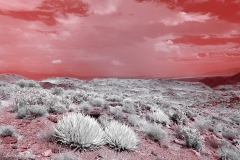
xmin=200 ymin=72 xmax=240 ymax=88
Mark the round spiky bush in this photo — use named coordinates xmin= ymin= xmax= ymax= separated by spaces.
xmin=150 ymin=109 xmax=170 ymax=126
xmin=104 ymin=120 xmax=138 ymax=151
xmin=54 ymin=112 xmax=106 ymax=150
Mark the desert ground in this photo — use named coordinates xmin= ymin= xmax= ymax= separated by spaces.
xmin=0 ymin=73 xmax=239 ymax=160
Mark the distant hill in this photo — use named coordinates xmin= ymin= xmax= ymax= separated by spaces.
xmin=200 ymin=67 xmax=240 ymax=77
xmin=200 ymin=72 xmax=240 ymax=88
xmin=0 ymin=74 xmax=29 ymax=83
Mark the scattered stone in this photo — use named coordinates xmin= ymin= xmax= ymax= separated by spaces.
xmin=42 ymin=149 xmax=52 ymax=157
xmin=11 ymin=145 xmax=18 ymax=149
xmin=47 ymin=115 xmax=58 ymax=123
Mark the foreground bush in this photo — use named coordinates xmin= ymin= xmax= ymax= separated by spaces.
xmin=182 ymin=127 xmax=204 ymax=152
xmin=104 ymin=120 xmax=138 ymax=151
xmin=54 ymin=113 xmax=106 ymax=150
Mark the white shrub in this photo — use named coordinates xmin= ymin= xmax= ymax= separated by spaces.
xmin=104 ymin=120 xmax=138 ymax=151
xmin=150 ymin=109 xmax=170 ymax=126
xmin=54 ymin=113 xmax=106 ymax=150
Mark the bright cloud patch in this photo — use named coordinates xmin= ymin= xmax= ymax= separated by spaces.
xmin=155 ymin=40 xmax=180 ymax=53
xmin=83 ymin=0 xmax=119 ymax=15
xmin=0 ymin=0 xmax=43 ymax=11
xmin=161 ymin=12 xmax=214 ymax=26
xmin=52 ymin=60 xmax=62 ymax=64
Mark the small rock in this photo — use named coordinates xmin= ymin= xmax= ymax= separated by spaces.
xmin=47 ymin=115 xmax=58 ymax=123
xmin=151 ymin=151 xmax=157 ymax=156
xmin=42 ymin=149 xmax=52 ymax=157
xmin=11 ymin=145 xmax=18 ymax=149
xmin=1 ymin=136 xmax=18 ymax=144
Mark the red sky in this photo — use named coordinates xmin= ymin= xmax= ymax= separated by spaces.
xmin=0 ymin=0 xmax=240 ymax=79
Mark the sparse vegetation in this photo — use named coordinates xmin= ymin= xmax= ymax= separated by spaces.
xmin=0 ymin=75 xmax=239 ymax=159
xmin=15 ymin=79 xmax=40 ymax=88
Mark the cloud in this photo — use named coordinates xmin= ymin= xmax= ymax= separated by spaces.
xmin=83 ymin=0 xmax=119 ymax=15
xmin=52 ymin=60 xmax=62 ymax=64
xmin=155 ymin=40 xmax=180 ymax=53
xmin=0 ymin=0 xmax=43 ymax=11
xmin=160 ymin=12 xmax=214 ymax=26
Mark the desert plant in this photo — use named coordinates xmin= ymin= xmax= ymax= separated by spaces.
xmin=37 ymin=126 xmax=56 ymax=142
xmin=205 ymin=135 xmax=219 ymax=148
xmin=90 ymin=98 xmax=105 ymax=107
xmin=0 ymin=89 xmax=10 ymax=100
xmin=122 ymin=98 xmax=136 ymax=114
xmin=222 ymin=129 xmax=238 ymax=141
xmin=170 ymin=111 xmax=188 ymax=125
xmin=0 ymin=125 xmax=15 ymax=137
xmin=0 ymin=152 xmax=18 ymax=160
xmin=182 ymin=126 xmax=204 ymax=152
xmin=174 ymin=125 xmax=184 ymax=139
xmin=194 ymin=119 xmax=211 ymax=133
xmin=54 ymin=112 xmax=106 ymax=150
xmin=79 ymin=102 xmax=92 ymax=111
xmin=105 ymin=95 xmax=123 ymax=102
xmin=51 ymin=87 xmax=64 ymax=95
xmin=104 ymin=120 xmax=139 ymax=151
xmin=16 ymin=105 xmax=47 ymax=119
xmin=150 ymin=109 xmax=170 ymax=126
xmin=128 ymin=114 xmax=141 ymax=127
xmin=51 ymin=152 xmax=82 ymax=160
xmin=109 ymin=107 xmax=124 ymax=120
xmin=99 ymin=115 xmax=113 ymax=128
xmin=15 ymin=79 xmax=40 ymax=88
xmin=72 ymin=91 xmax=88 ymax=104
xmin=218 ymin=145 xmax=240 ymax=160
xmin=48 ymin=102 xmax=67 ymax=114
xmin=140 ymin=123 xmax=166 ymax=141
xmin=29 ymin=105 xmax=47 ymax=117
